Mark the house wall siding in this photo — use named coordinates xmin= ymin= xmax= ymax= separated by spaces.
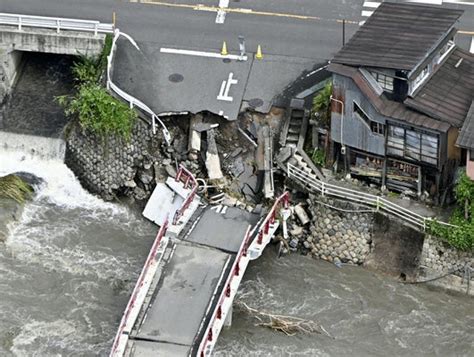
xmin=331 ymin=74 xmax=386 ymax=156
xmin=467 ymin=151 xmax=474 ymax=180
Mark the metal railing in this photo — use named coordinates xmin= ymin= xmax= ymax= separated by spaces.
xmin=107 ymin=29 xmax=172 ymax=144
xmin=196 ymin=191 xmax=290 ymax=357
xmin=172 ymin=165 xmax=199 ymax=225
xmin=0 ymin=12 xmax=114 ymax=35
xmin=109 ymin=219 xmax=169 ymax=357
xmin=287 ymin=163 xmax=455 ymax=232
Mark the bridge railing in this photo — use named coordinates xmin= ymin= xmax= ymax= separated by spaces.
xmin=287 ymin=163 xmax=455 ymax=232
xmin=172 ymin=165 xmax=199 ymax=225
xmin=0 ymin=12 xmax=114 ymax=35
xmin=109 ymin=219 xmax=169 ymax=357
xmin=107 ymin=29 xmax=171 ymax=144
xmin=196 ymin=191 xmax=290 ymax=357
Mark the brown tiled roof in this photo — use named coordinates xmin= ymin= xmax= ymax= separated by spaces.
xmin=456 ymin=101 xmax=474 ymax=149
xmin=405 ymin=48 xmax=474 ymax=128
xmin=328 ymin=63 xmax=451 ymax=132
xmin=332 ymin=3 xmax=463 ymax=71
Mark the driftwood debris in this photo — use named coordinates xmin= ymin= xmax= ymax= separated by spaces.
xmin=235 ymin=301 xmax=332 ymax=338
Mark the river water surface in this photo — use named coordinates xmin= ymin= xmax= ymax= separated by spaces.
xmin=1 ymin=151 xmax=472 ymax=356
xmin=0 ymin=51 xmax=472 ymax=357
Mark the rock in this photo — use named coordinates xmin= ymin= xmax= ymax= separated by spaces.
xmin=290 ymin=226 xmax=304 ymax=237
xmin=133 ymin=186 xmax=147 ymax=200
xmin=289 ymin=238 xmax=299 ymax=249
xmin=165 ymin=164 xmax=177 ymax=178
xmin=124 ymin=180 xmax=137 ymax=188
xmin=138 ymin=169 xmax=154 ymax=185
xmin=303 ymin=241 xmax=312 ymax=249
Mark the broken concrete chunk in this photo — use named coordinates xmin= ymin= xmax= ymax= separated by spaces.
xmin=294 ymin=204 xmax=310 ymax=225
xmin=205 ymin=129 xmax=224 ymax=180
xmin=193 ymin=122 xmax=219 ymax=132
xmin=188 ymin=114 xmax=203 ymax=154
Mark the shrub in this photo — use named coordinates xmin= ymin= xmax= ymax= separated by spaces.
xmin=57 ymin=85 xmax=137 ymax=140
xmin=311 ymin=81 xmax=332 ymax=127
xmin=58 ymin=35 xmax=136 ymax=140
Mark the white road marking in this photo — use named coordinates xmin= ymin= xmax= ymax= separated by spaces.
xmin=363 ymin=1 xmax=381 ymax=8
xmin=361 ymin=10 xmax=374 ymax=17
xmin=216 ymin=0 xmax=230 ymax=24
xmin=470 ymin=36 xmax=474 ymax=53
xmin=217 ymin=72 xmax=238 ymax=102
xmin=443 ymin=0 xmax=474 ymax=4
xmin=160 ymin=47 xmax=247 ymax=61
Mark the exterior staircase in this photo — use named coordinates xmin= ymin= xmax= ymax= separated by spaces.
xmin=276 ymin=98 xmax=325 ymax=182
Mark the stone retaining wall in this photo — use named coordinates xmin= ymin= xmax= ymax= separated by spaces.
xmin=66 ymin=119 xmax=163 ymax=201
xmin=420 ymin=235 xmax=473 ymax=276
xmin=296 ymin=193 xmax=473 ymax=293
xmin=305 ymin=195 xmax=373 ymax=265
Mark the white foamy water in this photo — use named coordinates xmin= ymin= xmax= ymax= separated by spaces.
xmin=0 ymin=149 xmax=125 ymax=212
xmin=0 ymin=147 xmax=156 ymax=356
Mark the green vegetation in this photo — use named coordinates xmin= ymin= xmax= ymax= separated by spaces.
xmin=0 ymin=175 xmax=33 ymax=204
xmin=311 ymin=81 xmax=332 ymax=128
xmin=57 ymin=84 xmax=136 ymax=140
xmin=427 ymin=172 xmax=474 ymax=251
xmin=57 ymin=34 xmax=136 ymax=140
xmin=310 ymin=148 xmax=326 ymax=167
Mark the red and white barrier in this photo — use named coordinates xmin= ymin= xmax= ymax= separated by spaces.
xmin=196 ymin=191 xmax=290 ymax=357
xmin=109 ymin=219 xmax=169 ymax=357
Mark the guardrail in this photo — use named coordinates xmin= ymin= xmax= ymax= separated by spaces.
xmin=172 ymin=165 xmax=199 ymax=225
xmin=0 ymin=12 xmax=114 ymax=35
xmin=107 ymin=29 xmax=172 ymax=144
xmin=109 ymin=219 xmax=169 ymax=357
xmin=287 ymin=163 xmax=455 ymax=232
xmin=196 ymin=191 xmax=290 ymax=357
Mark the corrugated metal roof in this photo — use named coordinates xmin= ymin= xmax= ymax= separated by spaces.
xmin=405 ymin=49 xmax=474 ymax=128
xmin=332 ymin=3 xmax=463 ymax=71
xmin=328 ymin=63 xmax=450 ymax=132
xmin=456 ymin=101 xmax=474 ymax=149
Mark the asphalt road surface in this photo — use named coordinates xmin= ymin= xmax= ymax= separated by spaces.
xmin=1 ymin=0 xmax=473 ymax=118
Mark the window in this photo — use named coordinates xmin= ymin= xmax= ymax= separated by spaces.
xmin=387 ymin=125 xmax=438 ymax=165
xmin=371 ymin=122 xmax=385 ymax=135
xmin=411 ymin=65 xmax=430 ymax=92
xmin=369 ymin=71 xmax=394 ymax=92
xmin=470 ymin=149 xmax=474 ymax=162
xmin=353 ymin=102 xmax=385 ymax=135
xmin=437 ymin=40 xmax=455 ymax=64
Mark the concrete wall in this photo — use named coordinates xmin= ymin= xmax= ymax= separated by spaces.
xmin=0 ymin=26 xmax=105 ymax=56
xmin=331 ymin=74 xmax=386 ymax=156
xmin=0 ymin=26 xmax=105 ymax=101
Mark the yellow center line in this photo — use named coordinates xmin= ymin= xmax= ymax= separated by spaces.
xmin=128 ymin=0 xmax=360 ymax=24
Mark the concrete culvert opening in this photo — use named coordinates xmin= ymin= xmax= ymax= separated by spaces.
xmin=1 ymin=51 xmax=76 ymax=138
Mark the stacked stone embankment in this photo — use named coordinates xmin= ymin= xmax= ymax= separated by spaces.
xmin=420 ymin=235 xmax=473 ymax=276
xmin=285 ymin=189 xmax=473 ymax=284
xmin=302 ymin=195 xmax=373 ymax=265
xmin=66 ymin=119 xmax=157 ymax=201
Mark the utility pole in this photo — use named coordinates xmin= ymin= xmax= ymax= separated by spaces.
xmin=342 ymin=19 xmax=346 ymax=46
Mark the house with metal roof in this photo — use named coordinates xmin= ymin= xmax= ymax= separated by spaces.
xmin=327 ymin=2 xmax=474 ymax=202
xmin=456 ymin=102 xmax=474 ymax=180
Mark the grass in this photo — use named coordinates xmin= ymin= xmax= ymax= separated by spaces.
xmin=0 ymin=175 xmax=33 ymax=204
